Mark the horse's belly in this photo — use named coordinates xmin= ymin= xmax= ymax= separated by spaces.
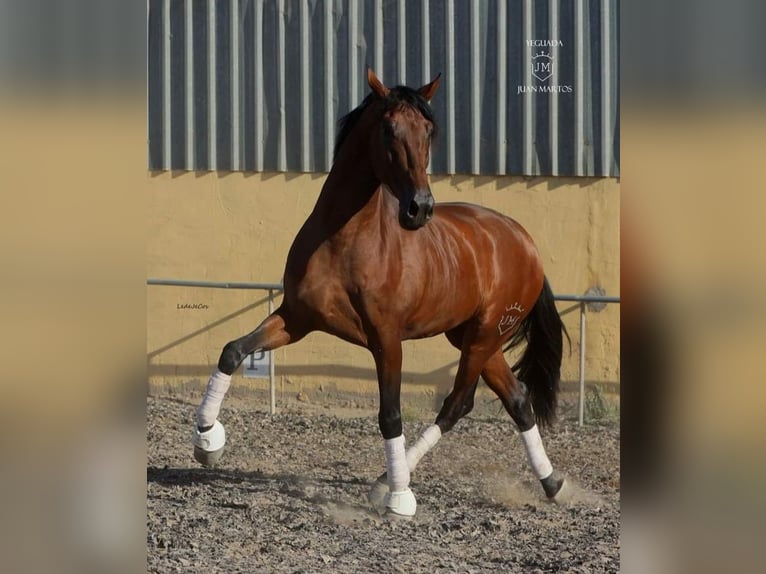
xmin=401 ymin=308 xmax=474 ymax=341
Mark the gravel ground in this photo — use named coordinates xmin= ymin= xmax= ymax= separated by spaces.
xmin=147 ymin=396 xmax=620 ymax=573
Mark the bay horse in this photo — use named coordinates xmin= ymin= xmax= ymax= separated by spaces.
xmin=192 ymin=69 xmax=567 ymax=517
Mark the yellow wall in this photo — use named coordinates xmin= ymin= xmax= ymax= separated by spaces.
xmin=147 ymin=171 xmax=620 ymax=407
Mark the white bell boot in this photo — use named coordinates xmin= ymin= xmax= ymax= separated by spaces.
xmin=384 ymin=488 xmax=417 ymax=517
xmin=191 ymin=419 xmax=226 ymax=467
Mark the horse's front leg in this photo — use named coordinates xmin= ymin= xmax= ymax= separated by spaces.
xmin=192 ymin=305 xmax=306 ymax=466
xmin=368 ymin=337 xmax=417 ymax=517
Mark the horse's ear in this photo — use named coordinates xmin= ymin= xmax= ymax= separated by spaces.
xmin=418 ymin=73 xmax=441 ymax=102
xmin=367 ymin=68 xmax=390 ymax=98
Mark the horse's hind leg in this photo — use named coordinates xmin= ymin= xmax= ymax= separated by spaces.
xmin=481 ymin=351 xmax=565 ymax=500
xmin=407 ymin=325 xmax=485 ymax=455
xmin=192 ymin=305 xmax=307 ymax=466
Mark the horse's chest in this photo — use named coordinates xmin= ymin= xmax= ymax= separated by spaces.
xmin=285 ymin=231 xmax=393 ymax=344
xmin=288 ymin=260 xmax=367 ymax=342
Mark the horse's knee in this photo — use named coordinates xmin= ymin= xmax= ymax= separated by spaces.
xmin=218 ymin=341 xmax=245 ymax=375
xmin=378 ymin=408 xmax=402 ymax=439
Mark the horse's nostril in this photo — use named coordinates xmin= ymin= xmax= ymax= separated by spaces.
xmin=426 ymin=203 xmax=434 ymax=219
xmin=407 ymin=200 xmax=419 ymax=218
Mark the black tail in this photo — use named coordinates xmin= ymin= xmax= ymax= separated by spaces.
xmin=503 ymin=277 xmax=569 ymax=427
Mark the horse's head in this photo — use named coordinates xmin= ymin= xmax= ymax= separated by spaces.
xmin=366 ymin=69 xmax=441 ymax=230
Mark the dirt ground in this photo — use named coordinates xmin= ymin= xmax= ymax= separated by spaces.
xmin=147 ymin=395 xmax=620 ymax=573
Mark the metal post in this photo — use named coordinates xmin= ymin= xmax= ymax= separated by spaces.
xmin=578 ymin=301 xmax=586 ymax=426
xmin=268 ymin=289 xmax=276 ymax=415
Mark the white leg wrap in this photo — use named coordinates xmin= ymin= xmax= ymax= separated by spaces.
xmin=405 ymin=424 xmax=442 ymax=472
xmin=196 ymin=370 xmax=232 ymax=428
xmin=383 ymin=435 xmax=416 ymax=516
xmin=384 ymin=435 xmax=410 ymax=492
xmin=520 ymin=425 xmax=554 ymax=480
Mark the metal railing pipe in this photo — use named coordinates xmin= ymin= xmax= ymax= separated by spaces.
xmin=147 ymin=278 xmax=284 ymax=291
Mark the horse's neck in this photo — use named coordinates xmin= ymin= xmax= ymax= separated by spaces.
xmin=310 ymin=146 xmax=383 ymax=234
xmin=307 ymin=110 xmax=402 ymax=243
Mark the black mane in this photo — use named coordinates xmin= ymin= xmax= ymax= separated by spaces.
xmin=332 ymin=85 xmax=438 ymax=163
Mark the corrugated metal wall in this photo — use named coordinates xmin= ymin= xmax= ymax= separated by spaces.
xmin=148 ymin=0 xmax=619 ymax=177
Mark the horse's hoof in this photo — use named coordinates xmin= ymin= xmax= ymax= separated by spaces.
xmin=191 ymin=420 xmax=226 ymax=468
xmin=368 ymin=479 xmax=389 ymax=516
xmin=541 ymin=475 xmax=566 ymax=501
xmin=550 ymin=478 xmax=573 ymax=504
xmin=193 ymin=445 xmax=225 ymax=467
xmin=384 ymin=488 xmax=417 ymax=518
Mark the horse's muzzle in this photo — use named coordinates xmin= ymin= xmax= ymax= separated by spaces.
xmin=400 ymin=190 xmax=435 ymax=230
